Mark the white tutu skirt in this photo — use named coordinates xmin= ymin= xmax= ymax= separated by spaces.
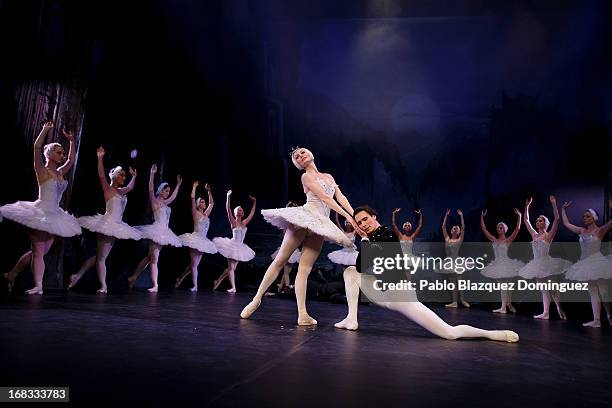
xmin=518 ymin=257 xmax=571 ymax=279
xmin=213 ymin=238 xmax=255 ymax=262
xmin=271 ymin=247 xmax=301 ymax=264
xmin=179 ymin=233 xmax=218 ymax=254
xmin=328 ymin=248 xmax=358 ymax=266
xmin=565 ymin=253 xmax=612 ymax=281
xmin=78 ymin=214 xmax=142 ymax=240
xmin=261 ymin=206 xmax=354 ymax=247
xmin=0 ymin=200 xmax=81 ymax=237
xmin=480 ymin=258 xmax=525 ymax=279
xmin=135 ymin=223 xmax=182 ymax=247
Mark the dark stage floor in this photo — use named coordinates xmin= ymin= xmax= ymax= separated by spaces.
xmin=1 ymin=290 xmax=611 ymax=407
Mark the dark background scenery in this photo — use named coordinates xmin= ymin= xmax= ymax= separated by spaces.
xmin=0 ymin=0 xmax=610 ymax=300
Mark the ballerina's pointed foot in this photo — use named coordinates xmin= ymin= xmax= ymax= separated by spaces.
xmin=25 ymin=286 xmax=43 ymax=295
xmin=558 ymin=310 xmax=567 ymax=320
xmin=147 ymin=286 xmax=158 ymax=293
xmin=533 ymin=312 xmax=549 ymax=320
xmin=190 ymin=286 xmax=198 ymax=293
xmin=334 ymin=317 xmax=358 ymax=331
xmin=67 ymin=274 xmax=80 ymax=290
xmin=461 ymin=300 xmax=471 ymax=308
xmin=297 ymin=313 xmax=317 ymax=326
xmin=96 ymin=287 xmax=108 ymax=294
xmin=240 ymin=299 xmax=261 ymax=319
xmin=445 ymin=302 xmax=458 ymax=308
xmin=492 ymin=330 xmax=519 ymax=342
xmin=507 ymin=304 xmax=517 ymax=313
xmin=582 ymin=320 xmax=601 ymax=328
xmin=226 ymin=288 xmax=236 ymax=294
xmin=212 ymin=279 xmax=221 ymax=291
xmin=174 ymin=277 xmax=183 ymax=289
xmin=493 ymin=307 xmax=507 ymax=314
xmin=127 ymin=276 xmax=136 ymax=289
xmin=3 ymin=272 xmax=15 ymax=292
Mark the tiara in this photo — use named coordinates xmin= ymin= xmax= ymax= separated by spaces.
xmin=289 ymin=146 xmax=301 ymax=157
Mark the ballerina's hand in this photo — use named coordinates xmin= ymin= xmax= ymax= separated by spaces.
xmin=352 ymin=222 xmax=368 ymax=239
xmin=414 ymin=209 xmax=422 ymax=215
xmin=481 ymin=209 xmax=487 ymax=217
xmin=176 ymin=174 xmax=182 ymax=184
xmin=193 ymin=181 xmax=199 ymax=188
xmin=227 ymin=190 xmax=232 ymax=196
xmin=549 ymin=195 xmax=557 ymax=204
xmin=42 ymin=121 xmax=54 ymax=131
xmin=151 ymin=164 xmax=157 ymax=174
xmin=61 ymin=129 xmax=75 ymax=142
xmin=204 ymin=183 xmax=211 ymax=191
xmin=562 ymin=201 xmax=572 ymax=209
xmin=129 ymin=167 xmax=137 ymax=177
xmin=445 ymin=208 xmax=451 ymax=216
xmin=393 ymin=208 xmax=401 ymax=214
xmin=457 ymin=209 xmax=463 ymax=216
xmin=249 ymin=195 xmax=256 ymax=202
xmin=514 ymin=208 xmax=521 ymax=216
xmin=526 ymin=197 xmax=533 ymax=206
xmin=96 ymin=146 xmax=105 ymax=158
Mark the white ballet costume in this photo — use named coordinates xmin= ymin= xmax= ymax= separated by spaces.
xmin=271 ymin=246 xmax=301 ymax=264
xmin=78 ymin=194 xmax=141 ymax=240
xmin=213 ymin=226 xmax=255 ymax=262
xmin=179 ymin=217 xmax=218 ymax=254
xmin=0 ymin=178 xmax=81 ymax=237
xmin=328 ymin=231 xmax=359 ymax=265
xmin=435 ymin=241 xmax=463 ymax=274
xmin=518 ymin=239 xmax=571 ymax=279
xmin=565 ymin=233 xmax=612 ymax=281
xmin=135 ymin=205 xmax=182 ymax=247
xmin=480 ymin=242 xmax=525 ymax=279
xmin=261 ymin=177 xmax=354 ymax=247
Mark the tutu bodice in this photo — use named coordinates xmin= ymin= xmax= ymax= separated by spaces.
xmin=104 ymin=194 xmax=127 ymax=222
xmin=579 ymin=233 xmax=602 ymax=259
xmin=153 ymin=205 xmax=171 ymax=227
xmin=492 ymin=242 xmax=510 ymax=259
xmin=194 ymin=216 xmax=211 ymax=238
xmin=38 ymin=178 xmax=68 ymax=209
xmin=304 ymin=177 xmax=335 ymax=217
xmin=232 ymin=226 xmax=247 ymax=244
xmin=531 ymin=239 xmax=551 ymax=259
xmin=446 ymin=240 xmax=461 ymax=257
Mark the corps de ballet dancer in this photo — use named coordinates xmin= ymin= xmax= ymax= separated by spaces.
xmin=334 ymin=205 xmax=519 ymax=342
xmin=269 ymin=201 xmax=301 ymax=293
xmin=327 ymin=212 xmax=359 ymax=267
xmin=174 ymin=181 xmax=217 ymax=292
xmin=1 ymin=121 xmax=81 ymax=294
xmin=518 ymin=196 xmax=570 ymax=320
xmin=437 ymin=209 xmax=470 ymax=308
xmin=562 ymin=202 xmax=612 ymax=327
xmin=212 ymin=190 xmax=256 ymax=293
xmin=391 ymin=207 xmax=423 ymax=259
xmin=240 ymin=147 xmax=360 ymax=326
xmin=479 ymin=208 xmax=525 ymax=314
xmin=68 ymin=146 xmax=141 ymax=293
xmin=128 ymin=164 xmax=183 ymax=292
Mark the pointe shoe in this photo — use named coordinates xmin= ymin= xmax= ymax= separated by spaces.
xmin=212 ymin=279 xmax=221 ymax=291
xmin=240 ymin=299 xmax=261 ymax=319
xmin=297 ymin=314 xmax=317 ymax=326
xmin=507 ymin=304 xmax=517 ymax=313
xmin=558 ymin=310 xmax=567 ymax=320
xmin=461 ymin=300 xmax=471 ymax=308
xmin=533 ymin=312 xmax=549 ymax=320
xmin=503 ymin=330 xmax=519 ymax=343
xmin=493 ymin=307 xmax=507 ymax=314
xmin=67 ymin=274 xmax=79 ymax=290
xmin=582 ymin=320 xmax=601 ymax=328
xmin=96 ymin=287 xmax=108 ymax=294
xmin=174 ymin=278 xmax=182 ymax=289
xmin=190 ymin=286 xmax=198 ymax=293
xmin=226 ymin=288 xmax=236 ymax=294
xmin=25 ymin=287 xmax=43 ymax=295
xmin=334 ymin=318 xmax=358 ymax=331
xmin=445 ymin=302 xmax=458 ymax=308
xmin=147 ymin=286 xmax=158 ymax=293
xmin=127 ymin=276 xmax=136 ymax=289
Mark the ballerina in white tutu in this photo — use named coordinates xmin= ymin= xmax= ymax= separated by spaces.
xmin=327 ymin=212 xmax=359 ymax=267
xmin=241 ymin=147 xmax=362 ymax=326
xmin=128 ymin=164 xmax=182 ymax=292
xmin=437 ymin=209 xmax=470 ymax=308
xmin=270 ymin=201 xmax=301 ymax=293
xmin=1 ymin=121 xmax=80 ymax=294
xmin=562 ymin=201 xmax=612 ymax=327
xmin=68 ymin=146 xmax=141 ymax=293
xmin=480 ymin=208 xmax=524 ymax=314
xmin=174 ymin=181 xmax=217 ymax=292
xmin=391 ymin=207 xmax=423 ymax=263
xmin=519 ymin=196 xmax=570 ymax=320
xmin=212 ymin=190 xmax=256 ymax=293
